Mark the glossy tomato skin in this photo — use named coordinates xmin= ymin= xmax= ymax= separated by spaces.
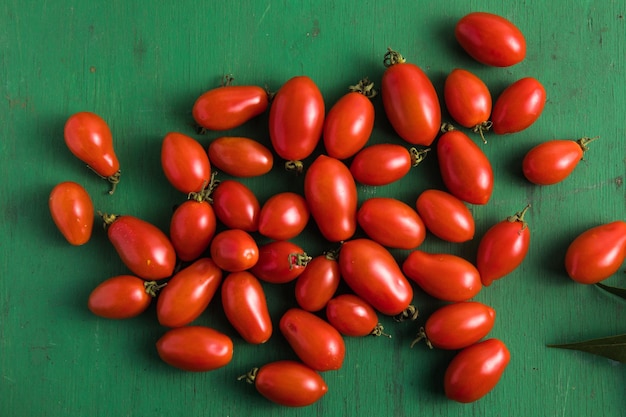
xmin=455 ymin=12 xmax=526 ymax=67
xmin=357 ymin=197 xmax=426 ymax=249
xmin=339 ymin=239 xmax=413 ymax=316
xmin=209 ymin=229 xmax=259 ymax=272
xmin=252 ymin=360 xmax=328 ymax=407
xmin=350 ymin=144 xmax=413 ymax=186
xmin=522 ymin=139 xmax=587 ymax=185
xmin=207 ymin=136 xmax=273 ymax=177
xmin=437 ymin=129 xmax=494 ymax=205
xmin=211 ymin=180 xmax=260 ymax=232
xmin=169 ymin=199 xmax=216 ymax=262
xmin=156 ymin=258 xmax=222 ymax=327
xmin=49 ymin=181 xmax=94 ymax=245
xmin=280 ymin=308 xmax=346 ymax=371
xmin=161 ymin=132 xmax=211 ymax=194
xmin=444 ymin=68 xmax=492 ymax=129
xmin=87 ymin=275 xmax=153 ymax=319
xmin=258 ymin=192 xmax=310 ymax=240
xmin=325 ymin=294 xmax=380 ymax=337
xmin=491 ymin=77 xmax=546 ymax=134
xmin=402 ymin=251 xmax=482 ymax=301
xmin=295 ymin=253 xmax=341 ymax=312
xmin=156 ymin=326 xmax=233 ymax=372
xmin=269 ymin=76 xmax=325 ymax=162
xmin=423 ymin=302 xmax=496 ymax=350
xmin=251 ymin=240 xmax=310 ymax=284
xmin=415 ymin=189 xmax=475 ymax=243
xmin=304 ymin=155 xmax=357 ymax=242
xmin=192 ymin=85 xmax=269 ymax=131
xmin=565 ymin=221 xmax=626 ymax=284
xmin=444 ymin=338 xmax=510 ymax=403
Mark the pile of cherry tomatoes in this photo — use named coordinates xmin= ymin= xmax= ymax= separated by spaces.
xmin=48 ymin=11 xmax=626 ymax=407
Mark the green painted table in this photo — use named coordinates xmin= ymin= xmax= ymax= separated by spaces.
xmin=2 ymin=1 xmax=625 ymax=416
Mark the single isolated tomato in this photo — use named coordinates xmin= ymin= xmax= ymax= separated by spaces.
xmin=211 ymin=179 xmax=260 ymax=232
xmin=88 ymin=275 xmax=161 ymax=319
xmin=357 ymin=197 xmax=426 ymax=249
xmin=49 ymin=181 xmax=94 ymax=245
xmin=415 ymin=189 xmax=475 ymax=243
xmin=350 ymin=144 xmax=429 ymax=186
xmin=207 ymin=136 xmax=273 ymax=177
xmin=257 ymin=192 xmax=310 ymax=240
xmin=169 ymin=196 xmax=216 ymax=262
xmin=156 ymin=326 xmax=233 ymax=372
xmin=251 ymin=240 xmax=311 ymax=284
xmin=161 ymin=132 xmax=211 ymax=194
xmin=209 ymin=229 xmax=259 ymax=272
xmin=294 ymin=252 xmax=341 ymax=312
xmin=444 ymin=68 xmax=492 ymax=140
xmin=491 ymin=77 xmax=546 ymax=135
xmin=326 ymin=294 xmax=387 ymax=337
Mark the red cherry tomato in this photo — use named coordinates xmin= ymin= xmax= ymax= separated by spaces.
xmin=49 ymin=181 xmax=94 ymax=246
xmin=269 ymin=76 xmax=325 ymax=164
xmin=402 ymin=250 xmax=482 ymax=301
xmin=304 ymin=155 xmax=357 ymax=242
xmin=444 ymin=338 xmax=510 ymax=403
xmin=221 ymin=271 xmax=272 ymax=344
xmin=381 ymin=49 xmax=441 ymax=146
xmin=156 ymin=326 xmax=233 ymax=372
xmin=522 ymin=137 xmax=597 ymax=185
xmin=437 ymin=128 xmax=494 ymax=205
xmin=160 ymin=132 xmax=211 ymax=194
xmin=209 ymin=229 xmax=259 ymax=272
xmin=455 ymin=12 xmax=526 ymax=67
xmin=211 ymin=180 xmax=260 ymax=232
xmin=169 ymin=197 xmax=216 ymax=262
xmin=323 ymin=78 xmax=376 ymax=159
xmin=339 ymin=239 xmax=414 ymax=317
xmin=258 ymin=192 xmax=310 ymax=240
xmin=207 ymin=136 xmax=273 ymax=177
xmin=192 ymin=84 xmax=269 ymax=131
xmin=103 ymin=214 xmax=176 ymax=280
xmin=156 ymin=258 xmax=223 ymax=328
xmin=491 ymin=77 xmax=546 ymax=134
xmin=325 ymin=294 xmax=385 ymax=337
xmin=415 ymin=189 xmax=475 ymax=243
xmin=444 ymin=68 xmax=492 ymax=137
xmin=565 ymin=221 xmax=626 ymax=284
xmin=357 ymin=197 xmax=426 ymax=249
xmin=476 ymin=205 xmax=531 ymax=286
xmin=279 ymin=308 xmax=346 ymax=372
xmin=295 ymin=252 xmax=341 ymax=312
xmin=350 ymin=144 xmax=428 ymax=186
xmin=87 ymin=275 xmax=159 ymax=319
xmin=251 ymin=240 xmax=311 ymax=284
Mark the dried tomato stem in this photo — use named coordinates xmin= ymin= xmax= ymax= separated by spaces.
xmin=409 ymin=147 xmax=430 ymax=167
xmin=393 ymin=304 xmax=419 ymax=322
xmin=383 ymin=48 xmax=406 ymax=67
xmin=144 ymin=281 xmax=167 ymax=297
xmin=507 ymin=204 xmax=531 ymax=232
xmin=410 ymin=327 xmax=433 ymax=349
xmin=87 ymin=165 xmax=121 ymax=195
xmin=440 ymin=122 xmax=456 ymax=133
xmin=289 ymin=252 xmax=312 ymax=270
xmin=349 ymin=77 xmax=377 ymax=99
xmin=370 ymin=323 xmax=392 ymax=338
xmin=472 ymin=121 xmax=493 ymax=144
xmin=284 ymin=160 xmax=304 ymax=174
xmin=98 ymin=211 xmax=118 ymax=229
xmin=577 ymin=136 xmax=600 ymax=152
xmin=221 ymin=74 xmax=234 ymax=87
xmin=237 ymin=367 xmax=258 ymax=384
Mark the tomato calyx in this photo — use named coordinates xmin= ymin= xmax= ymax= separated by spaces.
xmin=472 ymin=121 xmax=493 ymax=144
xmin=383 ymin=48 xmax=406 ymax=67
xmin=285 ymin=160 xmax=304 ymax=174
xmin=506 ymin=204 xmax=531 ymax=232
xmin=440 ymin=122 xmax=457 ymax=133
xmin=98 ymin=211 xmax=118 ymax=229
xmin=410 ymin=327 xmax=434 ymax=349
xmin=577 ymin=135 xmax=600 ymax=153
xmin=237 ymin=367 xmax=259 ymax=384
xmin=370 ymin=323 xmax=392 ymax=338
xmin=289 ymin=252 xmax=312 ymax=270
xmin=87 ymin=165 xmax=121 ymax=195
xmin=410 ymin=147 xmax=430 ymax=167
xmin=144 ymin=280 xmax=167 ymax=297
xmin=188 ymin=172 xmax=220 ymax=203
xmin=393 ymin=304 xmax=419 ymax=322
xmin=348 ymin=77 xmax=377 ymax=99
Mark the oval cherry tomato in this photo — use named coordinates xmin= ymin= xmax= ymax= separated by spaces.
xmin=326 ymin=294 xmax=385 ymax=337
xmin=156 ymin=258 xmax=223 ymax=328
xmin=476 ymin=205 xmax=531 ymax=286
xmin=209 ymin=229 xmax=259 ymax=272
xmin=258 ymin=192 xmax=310 ymax=240
xmin=156 ymin=326 xmax=233 ymax=372
xmin=221 ymin=271 xmax=272 ymax=344
xmin=207 ymin=136 xmax=273 ymax=177
xmin=103 ymin=214 xmax=176 ymax=280
xmin=491 ymin=77 xmax=546 ymax=135
xmin=88 ymin=275 xmax=158 ymax=319
xmin=169 ymin=197 xmax=216 ymax=262
xmin=279 ymin=308 xmax=345 ymax=371
xmin=565 ymin=221 xmax=626 ymax=284
xmin=437 ymin=128 xmax=494 ymax=205
xmin=350 ymin=144 xmax=428 ymax=186
xmin=304 ymin=155 xmax=357 ymax=242
xmin=444 ymin=338 xmax=510 ymax=403
xmin=211 ymin=180 xmax=260 ymax=232
xmin=251 ymin=240 xmax=311 ymax=284
xmin=49 ymin=181 xmax=94 ymax=246
xmin=64 ymin=112 xmax=120 ymax=194
xmin=381 ymin=49 xmax=441 ymax=146
xmin=269 ymin=75 xmax=325 ymax=164
xmin=161 ymin=132 xmax=211 ymax=194
xmin=402 ymin=250 xmax=482 ymax=301
xmin=357 ymin=197 xmax=426 ymax=249
xmin=415 ymin=189 xmax=475 ymax=243
xmin=522 ymin=137 xmax=597 ymax=185
xmin=455 ymin=12 xmax=526 ymax=67
xmin=323 ymin=78 xmax=375 ymax=159
xmin=339 ymin=239 xmax=414 ymax=317
xmin=444 ymin=68 xmax=492 ymax=137
xmin=294 ymin=252 xmax=341 ymax=312
xmin=192 ymin=84 xmax=269 ymax=131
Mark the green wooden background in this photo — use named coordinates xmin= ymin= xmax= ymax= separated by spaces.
xmin=2 ymin=0 xmax=625 ymax=416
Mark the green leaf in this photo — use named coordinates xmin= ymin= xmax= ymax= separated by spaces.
xmin=547 ymin=334 xmax=626 ymax=364
xmin=596 ymin=283 xmax=626 ymax=301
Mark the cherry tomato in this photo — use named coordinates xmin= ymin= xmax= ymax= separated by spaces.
xmin=221 ymin=271 xmax=272 ymax=344
xmin=207 ymin=136 xmax=273 ymax=177
xmin=415 ymin=189 xmax=475 ymax=243
xmin=323 ymin=78 xmax=375 ymax=159
xmin=156 ymin=258 xmax=223 ymax=328
xmin=241 ymin=360 xmax=328 ymax=407
xmin=476 ymin=205 xmax=531 ymax=286
xmin=444 ymin=69 xmax=492 ymax=138
xmin=295 ymin=252 xmax=341 ymax=312
xmin=209 ymin=229 xmax=259 ymax=272
xmin=326 ymin=294 xmax=385 ymax=337
xmin=279 ymin=308 xmax=346 ymax=371
xmin=169 ymin=197 xmax=216 ymax=262
xmin=160 ymin=132 xmax=211 ymax=194
xmin=88 ymin=275 xmax=160 ymax=319
xmin=357 ymin=197 xmax=426 ymax=249
xmin=339 ymin=239 xmax=414 ymax=317
xmin=437 ymin=128 xmax=493 ymax=205
xmin=381 ymin=49 xmax=441 ymax=146
xmin=258 ymin=192 xmax=310 ymax=240
xmin=251 ymin=240 xmax=311 ymax=284
xmin=49 ymin=181 xmax=94 ymax=246
xmin=444 ymin=338 xmax=510 ymax=403
xmin=156 ymin=326 xmax=233 ymax=372
xmin=565 ymin=221 xmax=626 ymax=284
xmin=192 ymin=84 xmax=269 ymax=131
xmin=269 ymin=75 xmax=325 ymax=165
xmin=350 ymin=144 xmax=428 ymax=186
xmin=455 ymin=12 xmax=526 ymax=67
xmin=522 ymin=137 xmax=597 ymax=185
xmin=211 ymin=180 xmax=260 ymax=232
xmin=491 ymin=77 xmax=546 ymax=135
xmin=304 ymin=155 xmax=357 ymax=242
xmin=402 ymin=250 xmax=482 ymax=301
xmin=103 ymin=214 xmax=176 ymax=280
xmin=64 ymin=111 xmax=120 ymax=194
